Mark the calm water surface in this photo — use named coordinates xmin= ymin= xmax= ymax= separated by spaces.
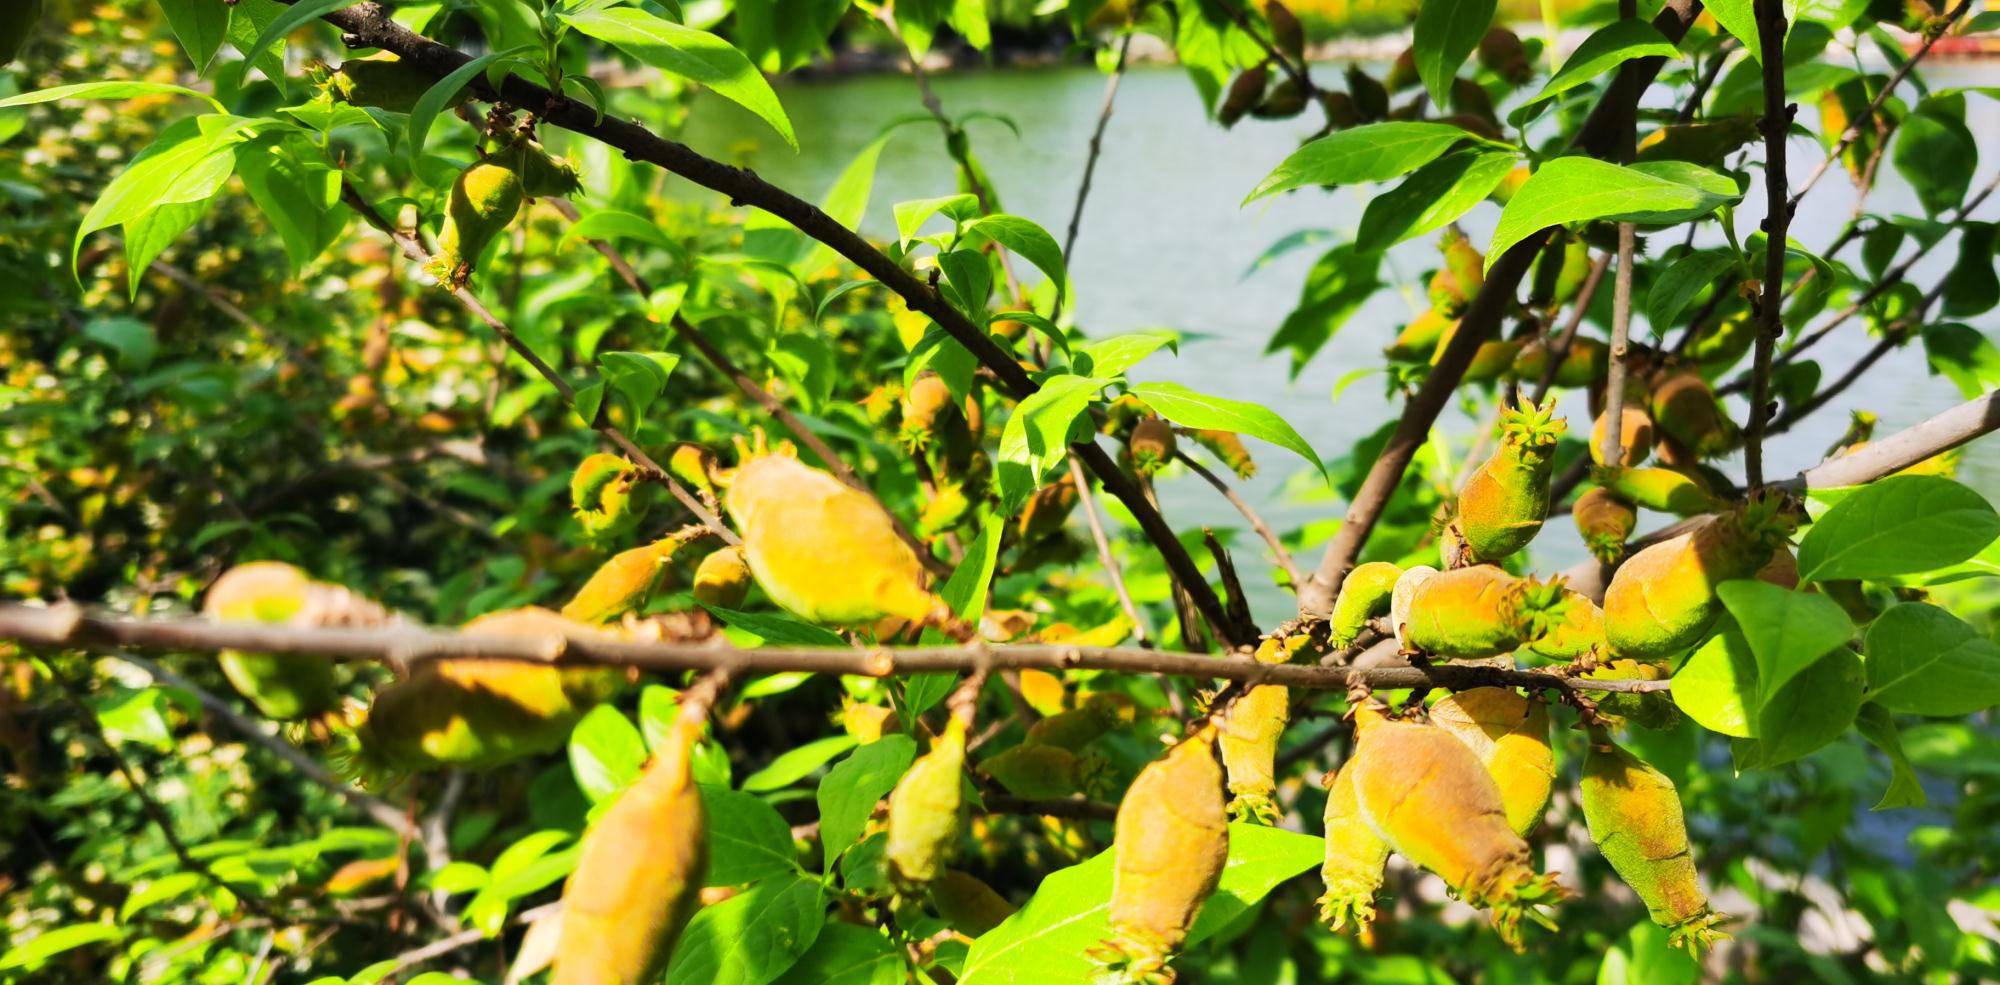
xmin=677 ymin=62 xmax=2000 ymax=623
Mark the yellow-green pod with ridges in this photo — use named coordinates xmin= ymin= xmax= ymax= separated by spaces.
xmin=428 ymin=157 xmax=524 ymax=288
xmin=887 ymin=717 xmax=968 ymax=886
xmin=1648 ymin=369 xmax=1739 ymax=458
xmin=561 ymin=530 xmax=701 ymax=625
xmin=1091 ymin=724 xmax=1228 ymax=984
xmin=1402 ymin=566 xmax=1560 ymax=658
xmin=1190 ymin=430 xmax=1257 ymax=479
xmin=1581 ymin=731 xmax=1727 ymax=954
xmin=1316 ymin=760 xmax=1390 ymax=933
xmin=691 ymin=546 xmax=752 ymax=610
xmin=1331 ymin=561 xmax=1401 ymax=647
xmin=1428 ymin=688 xmax=1553 ymax=836
xmin=1603 ymin=497 xmax=1792 ymax=660
xmin=1389 ymin=564 xmax=1439 ymax=650
xmin=1456 ymin=396 xmax=1566 ymax=562
xmin=1219 ymin=683 xmax=1290 ymax=824
xmin=1592 ymin=466 xmax=1727 ymax=517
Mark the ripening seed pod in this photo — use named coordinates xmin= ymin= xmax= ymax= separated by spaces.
xmin=1266 ymin=0 xmax=1305 ymax=60
xmin=1476 ymin=26 xmax=1532 ymax=84
xmin=1591 ymin=406 xmax=1654 ymax=467
xmin=562 ymin=531 xmax=701 ymax=624
xmin=1025 ymin=695 xmax=1134 ymax=750
xmin=1429 ymin=266 xmax=1471 ymax=317
xmin=1634 ymin=116 xmax=1761 ymax=168
xmin=1190 ymin=429 xmax=1257 ymax=479
xmin=1092 ymin=726 xmax=1228 ymax=984
xmin=931 ymin=869 xmax=1017 ymax=937
xmin=692 ymin=547 xmax=752 ymax=610
xmin=1330 ymin=561 xmax=1402 ymax=647
xmin=1127 ymin=417 xmax=1178 ymax=477
xmin=1518 ymin=589 xmax=1606 ymax=663
xmin=1428 ymin=688 xmax=1553 ymax=836
xmin=428 ymin=158 xmax=525 ymax=288
xmin=1252 ymin=77 xmax=1309 ymax=119
xmin=726 ymin=453 xmax=940 ymax=626
xmin=1573 ymin=486 xmax=1638 ymax=564
xmin=1649 ymin=370 xmax=1739 ymax=458
xmin=1317 ymin=761 xmax=1391 ymax=932
xmin=511 ymin=140 xmax=582 ymax=199
xmin=1581 ymin=733 xmax=1728 ymax=954
xmin=552 ymin=706 xmax=708 ymax=984
xmin=1389 ymin=564 xmax=1439 ymax=649
xmin=888 ymin=717 xmax=969 ymax=885
xmin=901 ymin=373 xmax=954 ymax=448
xmin=1404 ymin=566 xmax=1562 ymax=657
xmin=327 ymin=55 xmax=460 ymax=114
xmin=1592 ymin=466 xmax=1728 ymax=517
xmin=204 ymin=562 xmax=383 ymax=721
xmin=668 ymin=443 xmax=719 ymax=500
xmin=1490 ymin=164 xmax=1531 ymax=204
xmin=571 ymin=453 xmax=642 ymax=542
xmin=1220 ymin=683 xmax=1290 ymax=823
xmin=843 ymin=702 xmax=897 ymax=743
xmin=1603 ymin=497 xmax=1794 ymax=659
xmin=1464 ymin=340 xmax=1523 ymax=384
xmin=1217 ymin=65 xmax=1269 ymax=127
xmin=917 ymin=482 xmax=973 ymax=539
xmin=0 ymin=0 xmax=40 ymax=65
xmin=1530 ymin=234 xmax=1593 ymax=308
xmin=1346 ymin=64 xmax=1391 ymax=120
xmin=980 ymin=741 xmax=1088 ymax=799
xmin=1347 ymin=704 xmax=1565 ymax=948
xmin=1016 ymin=474 xmax=1079 ymax=545
xmin=1440 ymin=228 xmax=1485 ymax=301
xmin=1384 ymin=48 xmax=1419 ymax=92
xmin=1102 ymin=394 xmax=1152 ymax=436
xmin=1456 ymin=396 xmax=1566 ymax=562
xmin=1385 ymin=307 xmax=1455 ymax=362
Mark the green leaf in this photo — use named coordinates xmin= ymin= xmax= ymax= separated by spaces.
xmin=1355 ymin=146 xmax=1518 ymax=249
xmin=799 ymin=134 xmax=891 ymax=274
xmin=598 ymin=350 xmax=679 ymax=421
xmin=119 ymin=872 xmax=206 ymax=921
xmin=1411 ymin=0 xmax=1497 ymax=108
xmin=1923 ymin=322 xmax=2000 ymax=398
xmin=909 ymin=516 xmax=1006 ymax=715
xmin=1795 ymin=475 xmax=2000 ymax=581
xmin=700 ymin=604 xmax=849 ymax=646
xmin=1672 ymin=623 xmax=1758 ymax=737
xmin=1128 ymin=381 xmax=1324 ymax=476
xmin=559 ymin=7 xmax=796 ymax=149
xmin=1487 ymin=158 xmax=1740 ymax=269
xmin=1519 ymin=19 xmax=1681 ymax=116
xmin=1742 ymin=648 xmax=1864 ymax=768
xmin=82 ymin=317 xmax=158 ymax=372
xmin=1267 ymin=243 xmax=1382 ymax=376
xmin=1072 ymin=331 xmax=1179 ymax=378
xmin=894 ymin=193 xmax=979 ymax=245
xmin=1245 ymin=122 xmax=1482 ymax=202
xmin=965 ymin=214 xmax=1068 ymax=300
xmin=1862 ymin=602 xmax=2000 ymax=715
xmin=771 ymin=923 xmax=904 ymax=985
xmin=559 ymin=208 xmax=679 ymax=252
xmin=407 ymin=46 xmax=532 ymax=168
xmin=238 ymin=147 xmax=347 ymax=274
xmin=234 ymin=0 xmax=352 ymax=90
xmin=0 ymin=923 xmax=126 ymax=971
xmin=816 ymin=736 xmax=919 ymax=873
xmin=0 ymin=80 xmax=225 ymax=113
xmin=995 ymin=375 xmax=1109 ymax=511
xmin=664 ymin=874 xmax=827 ymax=985
xmin=1716 ymin=580 xmax=1854 ymax=708
xmin=157 ymin=0 xmax=231 ymax=69
xmin=1853 ymin=704 xmax=1927 ymax=810
xmin=1893 ymin=93 xmax=1977 ymax=217
xmin=1646 ymin=248 xmax=1740 ymax=331
xmin=568 ymin=705 xmax=648 ymax=802
xmin=700 ymin=785 xmax=801 ymax=886
xmin=1941 ymin=220 xmax=1999 ymax=317
xmin=74 ymin=116 xmax=264 ymax=277
xmin=1704 ymin=0 xmax=1762 ymax=63
xmin=958 ymin=824 xmax=1322 ymax=984
xmin=741 ymin=734 xmax=860 ymax=792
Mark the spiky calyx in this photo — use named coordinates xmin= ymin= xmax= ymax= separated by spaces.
xmin=1317 ymin=762 xmax=1390 ymax=933
xmin=1127 ymin=417 xmax=1178 ymax=477
xmin=1519 ymin=589 xmax=1606 ymax=663
xmin=1497 ymin=396 xmax=1566 ymax=452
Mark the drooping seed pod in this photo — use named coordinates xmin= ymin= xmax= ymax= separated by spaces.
xmin=1252 ymin=77 xmax=1310 ymax=119
xmin=1556 ymin=337 xmax=1610 ymax=386
xmin=1490 ymin=163 xmax=1531 ymax=204
xmin=1316 ymin=761 xmax=1391 ymax=933
xmin=901 ymin=373 xmax=955 ymax=448
xmin=1016 ymin=474 xmax=1079 ymax=546
xmin=1219 ymin=682 xmax=1290 ymax=823
xmin=887 ymin=717 xmax=968 ymax=886
xmin=327 ymin=55 xmax=460 ymax=114
xmin=1463 ymin=340 xmax=1523 ymax=384
xmin=1092 ymin=726 xmax=1228 ymax=984
xmin=561 ymin=531 xmax=702 ymax=625
xmin=726 ymin=453 xmax=940 ymax=626
xmin=1428 ymin=689 xmax=1553 ymax=836
xmin=1384 ymin=307 xmax=1455 ymax=361
xmin=1634 ymin=116 xmax=1761 ymax=168
xmin=1476 ymin=26 xmax=1532 ymax=84
xmin=0 ymin=0 xmax=40 ymax=65
xmin=204 ymin=562 xmax=388 ymax=721
xmin=1403 ymin=566 xmax=1562 ymax=657
xmin=691 ymin=546 xmax=752 ymax=610
xmin=668 ymin=443 xmax=719 ymax=501
xmin=1330 ymin=561 xmax=1402 ymax=647
xmin=1102 ymin=394 xmax=1152 ymax=436
xmin=1592 ymin=466 xmax=1728 ymax=517
xmin=1603 ymin=497 xmax=1794 ymax=659
xmin=931 ymin=869 xmax=1017 ymax=938
xmin=1127 ymin=417 xmax=1178 ymax=477
xmin=1266 ymin=0 xmax=1305 ymax=60
xmin=1573 ymin=486 xmax=1638 ymax=564
xmin=1530 ymin=234 xmax=1592 ymax=308
xmin=1581 ymin=732 xmax=1727 ymax=954
xmin=1217 ymin=65 xmax=1269 ymax=127
xmin=1518 ymin=589 xmax=1605 ymax=663
xmin=979 ymin=741 xmax=1088 ymax=799
xmin=511 ymin=140 xmax=582 ymax=199
xmin=1687 ymin=306 xmax=1756 ymax=375
xmin=571 ymin=453 xmax=643 ymax=542
xmin=552 ymin=703 xmax=708 ymax=984
xmin=1582 ymin=660 xmax=1678 ymax=730
xmin=842 ymin=702 xmax=897 ymax=743
xmin=1190 ymin=430 xmax=1257 ymax=479
xmin=1389 ymin=564 xmax=1440 ymax=649
xmin=1649 ymin=370 xmax=1739 ymax=458
xmin=428 ymin=157 xmax=525 ymax=288
xmin=1590 ymin=406 xmax=1654 ymax=467
xmin=1347 ymin=704 xmax=1565 ymax=948
xmin=1456 ymin=396 xmax=1566 ymax=562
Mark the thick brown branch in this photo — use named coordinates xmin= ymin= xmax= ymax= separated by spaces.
xmin=1745 ymin=0 xmax=1791 ymax=489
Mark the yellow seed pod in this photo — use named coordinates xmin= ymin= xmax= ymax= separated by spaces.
xmin=726 ymin=454 xmax=939 ymax=626
xmin=1592 ymin=466 xmax=1728 ymax=517
xmin=1402 ymin=566 xmax=1556 ymax=657
xmin=1581 ymin=733 xmax=1727 ymax=954
xmin=841 ymin=702 xmax=897 ymax=743
xmin=930 ymin=869 xmax=1017 ymax=938
xmin=668 ymin=443 xmax=719 ymax=500
xmin=1384 ymin=307 xmax=1455 ymax=362
xmin=901 ymin=373 xmax=955 ymax=446
xmin=1603 ymin=498 xmax=1793 ymax=659
xmin=1573 ymin=487 xmax=1638 ymax=564
xmin=1015 ymin=668 xmax=1067 ymax=715
xmin=917 ymin=482 xmax=972 ymax=539
xmin=979 ymin=742 xmax=1087 ymax=799
xmin=1330 ymin=561 xmax=1401 ymax=648
xmin=1457 ymin=396 xmax=1566 ymax=562
xmin=204 ymin=562 xmax=383 ymax=721
xmin=552 ymin=707 xmax=708 ymax=984
xmin=428 ymin=158 xmax=524 ymax=288
xmin=561 ymin=531 xmax=700 ymax=625
xmin=1388 ymin=564 xmax=1439 ymax=650
xmin=1093 ymin=725 xmax=1228 ymax=984
xmin=887 ymin=717 xmax=968 ymax=886
xmin=1428 ymin=689 xmax=1553 ymax=836
xmin=1649 ymin=370 xmax=1739 ymax=458
xmin=1316 ymin=761 xmax=1390 ymax=933
xmin=1590 ymin=406 xmax=1654 ymax=467
xmin=1219 ymin=683 xmax=1290 ymax=823
xmin=1038 ymin=615 xmax=1132 ymax=649
xmin=1190 ymin=430 xmax=1257 ymax=479
xmin=571 ymin=453 xmax=642 ymax=542
xmin=1015 ymin=475 xmax=1080 ymax=546
xmin=1348 ymin=707 xmax=1565 ymax=949
xmin=691 ymin=546 xmax=752 ymax=610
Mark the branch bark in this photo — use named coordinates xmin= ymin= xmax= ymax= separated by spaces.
xmin=1745 ymin=0 xmax=1792 ymax=490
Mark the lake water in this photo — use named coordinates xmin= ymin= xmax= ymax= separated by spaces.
xmin=677 ymin=61 xmax=2000 ymax=625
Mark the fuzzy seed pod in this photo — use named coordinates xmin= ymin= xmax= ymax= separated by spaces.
xmin=1330 ymin=561 xmax=1402 ymax=647
xmin=1015 ymin=475 xmax=1079 ymax=545
xmin=1429 ymin=266 xmax=1472 ymax=317
xmin=552 ymin=705 xmax=708 ymax=984
xmin=668 ymin=443 xmax=719 ymax=500
xmin=1385 ymin=307 xmax=1455 ymax=362
xmin=1456 ymin=397 xmax=1566 ymax=562
xmin=1592 ymin=466 xmax=1727 ymax=517
xmin=428 ymin=158 xmax=524 ymax=288
xmin=511 ymin=140 xmax=582 ymax=199
xmin=1266 ymin=0 xmax=1305 ymax=60
xmin=1573 ymin=486 xmax=1638 ymax=564
xmin=1220 ymin=683 xmax=1290 ymax=823
xmin=1603 ymin=499 xmax=1793 ymax=659
xmin=1464 ymin=340 xmax=1522 ymax=384
xmin=1428 ymin=689 xmax=1553 ymax=836
xmin=1557 ymin=337 xmax=1610 ymax=386
xmin=931 ymin=869 xmax=1017 ymax=937
xmin=888 ymin=718 xmax=968 ymax=885
xmin=1476 ymin=26 xmax=1532 ymax=84
xmin=1347 ymin=704 xmax=1564 ymax=948
xmin=1190 ymin=430 xmax=1257 ymax=479
xmin=327 ymin=55 xmax=458 ymax=114
xmin=571 ymin=453 xmax=643 ymax=542
xmin=0 ymin=0 xmax=40 ymax=65
xmin=1649 ymin=371 xmax=1738 ymax=458
xmin=1093 ymin=726 xmax=1228 ymax=984
xmin=1581 ymin=734 xmax=1727 ymax=953
xmin=1441 ymin=229 xmax=1485 ymax=296
xmin=1218 ymin=65 xmax=1269 ymax=127
xmin=901 ymin=373 xmax=954 ymax=447
xmin=1317 ymin=761 xmax=1390 ymax=932
xmin=1687 ymin=307 xmax=1756 ymax=374
xmin=204 ymin=563 xmax=387 ymax=721
xmin=1127 ymin=417 xmax=1178 ymax=477
xmin=1102 ymin=394 xmax=1153 ymax=436
xmin=980 ymin=742 xmax=1088 ymax=799
xmin=1346 ymin=64 xmax=1391 ymax=119
xmin=1389 ymin=564 xmax=1440 ymax=649
xmin=691 ymin=547 xmax=752 ymax=610
xmin=1519 ymin=589 xmax=1606 ymax=663
xmin=1590 ymin=406 xmax=1654 ymax=467
xmin=1530 ymin=235 xmax=1593 ymax=308
xmin=562 ymin=531 xmax=700 ymax=624
xmin=726 ymin=454 xmax=938 ymax=626
xmin=843 ymin=702 xmax=897 ymax=743
xmin=1404 ymin=566 xmax=1561 ymax=657
xmin=1252 ymin=77 xmax=1309 ymax=119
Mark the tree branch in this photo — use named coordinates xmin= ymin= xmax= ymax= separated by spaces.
xmin=1066 ymin=458 xmax=1153 ymax=647
xmin=1745 ymin=0 xmax=1792 ymax=490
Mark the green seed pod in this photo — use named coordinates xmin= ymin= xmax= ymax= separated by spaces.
xmin=1251 ymin=77 xmax=1309 ymax=119
xmin=1603 ymin=497 xmax=1794 ymax=659
xmin=888 ymin=717 xmax=968 ymax=886
xmin=1456 ymin=396 xmax=1566 ymax=562
xmin=1 ymin=0 xmax=42 ymax=65
xmin=1591 ymin=466 xmax=1728 ymax=517
xmin=1687 ymin=306 xmax=1756 ymax=375
xmin=917 ymin=481 xmax=972 ymax=539
xmin=930 ymin=869 xmax=1017 ymax=937
xmin=1092 ymin=725 xmax=1228 ymax=984
xmin=1330 ymin=561 xmax=1402 ymax=648
xmin=1219 ymin=683 xmax=1290 ymax=823
xmin=512 ymin=140 xmax=582 ymax=199
xmin=1389 ymin=564 xmax=1440 ymax=650
xmin=326 ymin=56 xmax=459 ymax=114
xmin=204 ymin=562 xmax=382 ymax=721
xmin=1518 ymin=589 xmax=1605 ymax=663
xmin=1581 ymin=732 xmax=1727 ymax=954
xmin=1404 ymin=566 xmax=1562 ymax=658
xmin=980 ymin=741 xmax=1088 ymax=799
xmin=1557 ymin=337 xmax=1610 ymax=386
xmin=571 ymin=453 xmax=643 ymax=542
xmin=1190 ymin=429 xmax=1257 ymax=479
xmin=1649 ymin=370 xmax=1739 ymax=458
xmin=1463 ymin=340 xmax=1522 ymax=384
xmin=1217 ymin=65 xmax=1269 ymax=127
xmin=692 ymin=546 xmax=752 ymax=610
xmin=1316 ymin=761 xmax=1390 ymax=933
xmin=562 ymin=531 xmax=701 ymax=625
xmin=553 ymin=706 xmax=708 ymax=984
xmin=1530 ymin=234 xmax=1592 ymax=308
xmin=1428 ymin=688 xmax=1553 ymax=836
xmin=1573 ymin=486 xmax=1638 ymax=564
xmin=1127 ymin=417 xmax=1178 ymax=477
xmin=1385 ymin=307 xmax=1455 ymax=362
xmin=428 ymin=158 xmax=524 ymax=288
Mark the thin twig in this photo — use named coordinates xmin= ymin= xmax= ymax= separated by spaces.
xmin=1060 ymin=32 xmax=1134 ymax=265
xmin=1602 ymin=225 xmax=1638 ymax=466
xmin=1067 ymin=458 xmax=1152 ymax=647
xmin=1745 ymin=0 xmax=1791 ymax=490
xmin=1176 ymin=451 xmax=1301 ymax=590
